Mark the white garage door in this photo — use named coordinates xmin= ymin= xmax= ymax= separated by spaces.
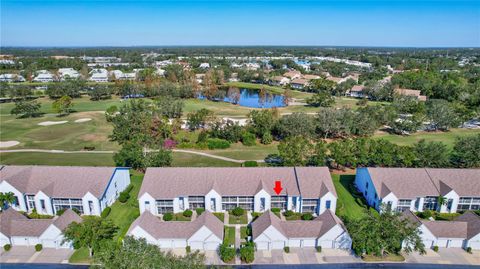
xmin=470 ymin=241 xmax=480 ymax=250
xmin=318 ymin=240 xmax=334 ymax=249
xmin=423 ymin=240 xmax=434 ymax=249
xmin=255 ymin=241 xmax=269 ymax=250
xmin=447 ymin=239 xmax=463 ymax=248
xmin=189 ymin=241 xmax=204 ymax=250
xmin=271 ymin=241 xmax=284 ymax=249
xmin=12 ymin=237 xmax=37 ymax=246
xmin=204 ymin=242 xmax=219 ymax=251
xmin=289 ymin=240 xmax=301 ymax=248
xmin=173 ymin=240 xmax=187 ymax=248
xmin=302 ymin=239 xmax=316 ymax=247
xmin=42 ymin=240 xmax=57 ymax=248
xmin=437 ymin=239 xmax=448 ymax=248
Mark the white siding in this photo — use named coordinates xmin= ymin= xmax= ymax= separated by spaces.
xmin=100 ymin=168 xmax=130 ymax=210
xmin=0 ymin=181 xmax=27 ymax=212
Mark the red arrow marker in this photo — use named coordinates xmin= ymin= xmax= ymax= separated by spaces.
xmin=274 ymin=180 xmax=283 ymax=195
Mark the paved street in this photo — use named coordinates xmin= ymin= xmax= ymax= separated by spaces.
xmin=0 ymin=247 xmax=73 ymax=264
xmin=405 ymin=248 xmax=480 ymax=266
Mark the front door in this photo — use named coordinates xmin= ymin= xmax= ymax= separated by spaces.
xmin=210 ymin=198 xmax=216 ymax=211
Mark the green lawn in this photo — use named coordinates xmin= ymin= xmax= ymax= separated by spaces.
xmin=69 ymin=247 xmax=92 ymax=264
xmin=228 ymin=211 xmax=248 ymax=225
xmin=106 ymin=171 xmax=143 ymax=241
xmin=200 ymin=142 xmax=278 ymax=161
xmin=223 ymin=226 xmax=236 ymax=246
xmin=285 ymin=212 xmax=302 ymax=221
xmin=214 ymin=212 xmax=225 ymax=222
xmin=374 ymin=128 xmax=480 ymax=148
xmin=332 ymin=174 xmax=370 ymax=221
xmin=173 ymin=212 xmax=192 ymax=221
xmin=240 ymin=226 xmax=248 ymax=240
xmin=0 ymin=152 xmax=115 ymax=166
xmin=172 ymin=152 xmax=239 ymax=167
xmin=362 ymin=254 xmax=405 ymax=262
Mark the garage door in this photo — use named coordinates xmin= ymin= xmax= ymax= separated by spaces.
xmin=42 ymin=240 xmax=57 ymax=248
xmin=12 ymin=237 xmax=36 ymax=246
xmin=289 ymin=240 xmax=301 ymax=248
xmin=437 ymin=239 xmax=448 ymax=248
xmin=172 ymin=240 xmax=187 ymax=248
xmin=423 ymin=240 xmax=434 ymax=249
xmin=255 ymin=241 xmax=269 ymax=250
xmin=318 ymin=240 xmax=334 ymax=249
xmin=470 ymin=241 xmax=480 ymax=250
xmin=204 ymin=242 xmax=219 ymax=251
xmin=189 ymin=241 xmax=204 ymax=250
xmin=447 ymin=239 xmax=463 ymax=248
xmin=271 ymin=241 xmax=284 ymax=249
xmin=302 ymin=239 xmax=316 ymax=247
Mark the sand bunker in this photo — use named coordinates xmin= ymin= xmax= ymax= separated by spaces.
xmin=38 ymin=121 xmax=68 ymax=126
xmin=0 ymin=141 xmax=20 ymax=148
xmin=74 ymin=118 xmax=92 ymax=123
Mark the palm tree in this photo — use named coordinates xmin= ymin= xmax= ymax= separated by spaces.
xmin=0 ymin=192 xmax=16 ymax=209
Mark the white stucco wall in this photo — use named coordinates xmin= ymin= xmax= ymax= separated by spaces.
xmin=317 ymin=224 xmax=352 ymax=249
xmin=188 ymin=226 xmax=222 ymax=250
xmin=82 ymin=192 xmax=101 ymax=216
xmin=100 ymin=168 xmax=131 ymax=210
xmin=254 ymin=226 xmax=288 ymax=250
xmin=205 ymin=190 xmax=221 ymax=212
xmin=128 ymin=226 xmax=157 ymax=245
xmin=465 ymin=233 xmax=480 ymax=250
xmin=319 ymin=192 xmax=337 ymax=215
xmin=0 ymin=181 xmax=27 ymax=212
xmin=0 ymin=232 xmax=11 ymax=247
xmin=34 ymin=191 xmax=53 ymax=215
xmin=254 ymin=189 xmax=270 ymax=212
xmin=440 ymin=191 xmax=459 ymax=213
xmin=138 ymin=193 xmax=156 ymax=215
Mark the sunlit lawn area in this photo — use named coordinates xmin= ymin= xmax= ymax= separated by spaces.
xmin=240 ymin=226 xmax=248 ymax=240
xmin=228 ymin=211 xmax=248 ymax=225
xmin=223 ymin=226 xmax=236 ymax=246
xmin=374 ymin=128 xmax=480 ymax=148
xmin=214 ymin=213 xmax=225 ymax=222
xmin=200 ymin=142 xmax=278 ymax=161
xmin=332 ymin=174 xmax=371 ymax=221
xmin=69 ymin=246 xmax=92 ymax=264
xmin=0 ymin=152 xmax=116 ymax=166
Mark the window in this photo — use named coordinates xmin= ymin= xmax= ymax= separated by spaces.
xmin=188 ymin=196 xmax=205 ymax=209
xmin=88 ymin=201 xmax=94 ymax=214
xmin=52 ymin=198 xmax=84 ymax=214
xmin=221 ymin=196 xmax=254 ymax=211
xmin=326 ymin=200 xmax=331 ymax=209
xmin=365 ymin=182 xmax=369 ymax=189
xmin=40 ymin=199 xmax=46 ymax=210
xmin=457 ymin=197 xmax=480 ymax=211
xmin=396 ymin=199 xmax=412 ymax=212
xmin=26 ymin=195 xmax=35 ymax=211
xmin=271 ymin=196 xmax=287 ymax=211
xmin=156 ymin=200 xmax=173 ymax=214
xmin=423 ymin=196 xmax=438 ymax=211
xmin=302 ymin=199 xmax=318 ymax=213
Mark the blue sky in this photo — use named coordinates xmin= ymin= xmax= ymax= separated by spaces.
xmin=1 ymin=0 xmax=479 ymax=47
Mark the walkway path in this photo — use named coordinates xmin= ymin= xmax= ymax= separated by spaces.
xmin=0 ymin=148 xmax=265 ymax=163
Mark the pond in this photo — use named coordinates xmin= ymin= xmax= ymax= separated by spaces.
xmin=199 ymin=88 xmax=286 ymax=108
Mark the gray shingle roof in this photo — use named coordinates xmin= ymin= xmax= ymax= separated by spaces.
xmin=455 ymin=212 xmax=480 ymax=240
xmin=422 ymin=221 xmax=468 ymax=238
xmin=128 ymin=210 xmax=223 ymax=240
xmin=0 ymin=165 xmax=119 ymax=198
xmin=53 ymin=209 xmax=83 ymax=231
xmin=140 ymin=167 xmax=335 ymax=199
xmin=252 ymin=210 xmax=344 ymax=240
xmin=367 ymin=168 xmax=480 ymax=199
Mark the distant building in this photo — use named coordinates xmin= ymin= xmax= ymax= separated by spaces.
xmin=270 ymin=76 xmax=290 ymax=86
xmin=349 ymin=85 xmax=366 ymax=98
xmin=394 ymin=88 xmax=427 ymax=101
xmin=58 ymin=68 xmax=80 ymax=80
xmin=199 ymin=63 xmax=210 ymax=69
xmin=0 ymin=74 xmax=26 ymax=83
xmin=283 ymin=71 xmax=302 ymax=80
xmin=290 ymin=78 xmax=309 ymax=90
xmin=33 ymin=70 xmax=54 ymax=82
xmin=89 ymin=68 xmax=109 ymax=83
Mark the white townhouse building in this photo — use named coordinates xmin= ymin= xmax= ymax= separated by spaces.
xmin=89 ymin=68 xmax=109 ymax=82
xmin=58 ymin=68 xmax=80 ymax=80
xmin=0 ymin=208 xmax=82 ymax=249
xmin=269 ymin=76 xmax=290 ymax=86
xmin=0 ymin=166 xmax=130 ymax=216
xmin=33 ymin=70 xmax=54 ymax=82
xmin=138 ymin=167 xmax=337 ymax=216
xmin=127 ymin=210 xmax=223 ymax=251
xmin=403 ymin=210 xmax=480 ymax=250
xmin=252 ymin=210 xmax=351 ymax=250
xmin=355 ymin=168 xmax=480 ymax=213
xmin=0 ymin=74 xmax=26 ymax=83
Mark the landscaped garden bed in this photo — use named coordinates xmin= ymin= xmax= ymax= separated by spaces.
xmin=223 ymin=226 xmax=235 ymax=246
xmin=229 ymin=208 xmax=248 ymax=224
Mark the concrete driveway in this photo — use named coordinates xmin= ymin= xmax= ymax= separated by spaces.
xmin=254 ymin=248 xmax=359 ymax=265
xmin=405 ymin=248 xmax=480 ymax=265
xmin=0 ymin=246 xmax=73 ymax=264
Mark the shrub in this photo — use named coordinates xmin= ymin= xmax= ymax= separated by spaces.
xmin=197 ymin=131 xmax=209 ymax=143
xmin=316 ymin=246 xmax=322 ymax=253
xmin=417 ymin=210 xmax=433 ymax=219
xmin=183 ymin=209 xmax=193 ymax=218
xmin=186 ymin=246 xmax=191 ymax=253
xmin=219 ymin=243 xmax=236 ymax=263
xmin=261 ymin=132 xmax=273 ymax=145
xmin=301 ymin=213 xmax=313 ymax=220
xmin=246 ymin=226 xmax=252 ymax=236
xmin=284 ymin=210 xmax=294 ymax=217
xmin=243 ymin=161 xmax=258 ymax=167
xmin=4 ymin=244 xmax=11 ymax=251
xmin=28 ymin=209 xmax=54 ymax=219
xmin=232 ymin=207 xmax=244 ymax=217
xmin=433 ymin=245 xmax=439 ymax=252
xmin=101 ymin=207 xmax=111 ymax=218
xmin=35 ymin=244 xmax=43 ymax=252
xmin=207 ymin=138 xmax=230 ymax=149
xmin=252 ymin=212 xmax=262 ymax=220
xmin=284 ymin=246 xmax=290 ymax=253
xmin=271 ymin=208 xmax=281 ymax=213
xmin=240 ymin=242 xmax=255 ymax=263
xmin=83 ymin=146 xmax=96 ymax=151
xmin=241 ymin=132 xmax=256 ymax=146
xmin=118 ymin=192 xmax=130 ymax=203
xmin=56 ymin=209 xmax=66 ymax=216
xmin=163 ymin=213 xmax=173 ymax=221
xmin=466 ymin=247 xmax=472 ymax=254
xmin=124 ymin=184 xmax=134 ymax=193
xmin=195 ymin=208 xmax=205 ymax=216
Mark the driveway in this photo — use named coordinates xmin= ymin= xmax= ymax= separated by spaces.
xmin=254 ymin=248 xmax=359 ymax=265
xmin=405 ymin=248 xmax=480 ymax=265
xmin=0 ymin=246 xmax=73 ymax=264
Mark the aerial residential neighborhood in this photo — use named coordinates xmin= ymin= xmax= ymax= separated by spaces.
xmin=1 ymin=0 xmax=479 ymax=268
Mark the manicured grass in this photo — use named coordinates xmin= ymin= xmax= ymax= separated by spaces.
xmin=172 ymin=152 xmax=240 ymax=167
xmin=332 ymin=174 xmax=370 ymax=221
xmin=173 ymin=213 xmax=192 ymax=221
xmin=285 ymin=213 xmax=302 ymax=221
xmin=0 ymin=152 xmax=115 ymax=166
xmin=106 ymin=171 xmax=143 ymax=241
xmin=240 ymin=226 xmax=248 ymax=240
xmin=223 ymin=226 xmax=236 ymax=246
xmin=201 ymin=142 xmax=278 ymax=161
xmin=362 ymin=254 xmax=405 ymax=262
xmin=214 ymin=212 xmax=225 ymax=222
xmin=229 ymin=211 xmax=248 ymax=224
xmin=69 ymin=247 xmax=92 ymax=264
xmin=374 ymin=128 xmax=480 ymax=148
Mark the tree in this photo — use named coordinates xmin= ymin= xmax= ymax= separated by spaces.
xmin=274 ymin=113 xmax=316 ymax=139
xmin=94 ymin=236 xmax=205 ymax=269
xmin=186 ymin=109 xmax=215 ymax=131
xmin=348 ymin=208 xmax=425 ymax=257
xmin=89 ymin=85 xmax=112 ymax=101
xmin=308 ymin=78 xmax=337 ymax=94
xmin=413 ymin=139 xmax=450 ymax=167
xmin=278 ymin=136 xmax=326 ymax=166
xmin=426 ymin=99 xmax=460 ymax=131
xmin=247 ymin=109 xmax=278 ymax=137
xmin=114 ymin=143 xmax=146 ymax=170
xmin=227 ymin=87 xmax=241 ymax=104
xmin=306 ymin=91 xmax=335 ymax=107
xmin=451 ymin=134 xmax=480 ymax=168
xmin=0 ymin=192 xmax=16 ymax=209
xmin=327 ymin=139 xmax=356 ymax=168
xmin=10 ymin=99 xmax=41 ymax=118
xmin=52 ymin=95 xmax=74 ymax=115
xmin=63 ymin=216 xmax=117 ymax=257
xmin=145 ymin=148 xmax=173 ymax=168
xmin=155 ymin=96 xmax=184 ymax=119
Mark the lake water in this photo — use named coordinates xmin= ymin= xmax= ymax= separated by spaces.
xmin=199 ymin=88 xmax=286 ymax=108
